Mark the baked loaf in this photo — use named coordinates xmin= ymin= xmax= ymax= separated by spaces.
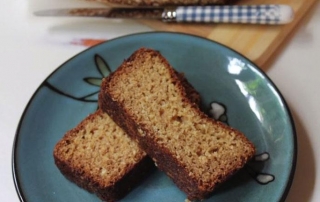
xmin=54 ymin=75 xmax=200 ymax=201
xmin=92 ymin=0 xmax=237 ymax=7
xmin=99 ymin=48 xmax=256 ymax=200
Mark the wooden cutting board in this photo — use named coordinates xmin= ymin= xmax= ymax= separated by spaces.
xmin=139 ymin=0 xmax=318 ymax=68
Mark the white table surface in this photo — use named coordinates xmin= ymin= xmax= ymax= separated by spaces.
xmin=1 ymin=0 xmax=319 ymax=201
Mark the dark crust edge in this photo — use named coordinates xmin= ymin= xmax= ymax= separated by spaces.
xmin=54 ymin=152 xmax=155 ymax=202
xmin=53 ymin=61 xmax=201 ymax=201
xmin=99 ymin=85 xmax=203 ymax=198
xmin=99 ymin=48 xmax=256 ymax=200
xmin=53 ymin=111 xmax=156 ymax=202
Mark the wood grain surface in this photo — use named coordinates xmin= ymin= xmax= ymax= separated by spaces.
xmin=139 ymin=0 xmax=317 ymax=68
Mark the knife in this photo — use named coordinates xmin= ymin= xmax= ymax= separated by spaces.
xmin=34 ymin=5 xmax=294 ymax=24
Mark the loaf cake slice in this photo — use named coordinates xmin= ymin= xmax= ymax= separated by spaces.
xmin=99 ymin=48 xmax=256 ymax=200
xmin=54 ymin=110 xmax=154 ymax=201
xmin=54 ymin=73 xmax=200 ymax=201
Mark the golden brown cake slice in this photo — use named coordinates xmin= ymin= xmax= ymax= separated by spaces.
xmin=99 ymin=48 xmax=256 ymax=200
xmin=54 ymin=110 xmax=154 ymax=201
xmin=54 ymin=72 xmax=200 ymax=201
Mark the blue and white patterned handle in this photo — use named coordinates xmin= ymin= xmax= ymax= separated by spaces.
xmin=171 ymin=5 xmax=293 ymax=24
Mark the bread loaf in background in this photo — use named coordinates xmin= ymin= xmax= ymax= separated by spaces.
xmin=89 ymin=0 xmax=237 ymax=7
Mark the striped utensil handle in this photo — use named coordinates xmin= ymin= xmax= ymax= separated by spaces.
xmin=173 ymin=5 xmax=293 ymax=24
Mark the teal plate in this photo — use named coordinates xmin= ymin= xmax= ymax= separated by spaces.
xmin=12 ymin=32 xmax=296 ymax=202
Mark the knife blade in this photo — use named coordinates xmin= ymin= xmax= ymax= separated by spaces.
xmin=34 ymin=5 xmax=294 ymax=24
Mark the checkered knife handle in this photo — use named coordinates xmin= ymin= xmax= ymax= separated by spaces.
xmin=164 ymin=5 xmax=293 ymax=24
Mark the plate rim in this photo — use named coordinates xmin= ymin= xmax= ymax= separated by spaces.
xmin=11 ymin=31 xmax=297 ymax=202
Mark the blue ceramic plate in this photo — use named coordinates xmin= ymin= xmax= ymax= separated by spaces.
xmin=12 ymin=32 xmax=296 ymax=202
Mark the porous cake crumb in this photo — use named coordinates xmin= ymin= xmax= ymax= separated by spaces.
xmin=99 ymin=48 xmax=256 ymax=200
xmin=54 ymin=68 xmax=200 ymax=201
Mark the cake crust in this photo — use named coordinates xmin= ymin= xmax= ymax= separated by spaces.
xmin=53 ymin=110 xmax=155 ymax=201
xmin=99 ymin=48 xmax=256 ymax=200
xmin=54 ymin=66 xmax=201 ymax=201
